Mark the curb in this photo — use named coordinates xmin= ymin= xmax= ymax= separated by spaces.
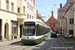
xmin=58 ymin=38 xmax=67 ymax=50
xmin=0 ymin=39 xmax=21 ymax=47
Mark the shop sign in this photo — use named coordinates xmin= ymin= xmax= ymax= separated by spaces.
xmin=13 ymin=25 xmax=17 ymax=27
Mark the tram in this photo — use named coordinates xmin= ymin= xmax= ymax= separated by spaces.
xmin=21 ymin=19 xmax=50 ymax=44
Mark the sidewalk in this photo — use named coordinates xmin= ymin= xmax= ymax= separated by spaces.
xmin=59 ymin=34 xmax=75 ymax=50
xmin=0 ymin=38 xmax=21 ymax=47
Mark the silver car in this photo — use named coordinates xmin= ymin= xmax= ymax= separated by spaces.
xmin=65 ymin=34 xmax=73 ymax=38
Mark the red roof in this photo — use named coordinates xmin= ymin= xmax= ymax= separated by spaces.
xmin=36 ymin=11 xmax=42 ymax=19
xmin=58 ymin=8 xmax=60 ymax=12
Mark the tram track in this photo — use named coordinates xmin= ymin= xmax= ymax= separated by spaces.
xmin=9 ymin=43 xmax=36 ymax=50
xmin=58 ymin=38 xmax=67 ymax=50
xmin=43 ymin=39 xmax=52 ymax=50
xmin=41 ymin=35 xmax=52 ymax=50
xmin=42 ymin=35 xmax=66 ymax=50
xmin=9 ymin=45 xmax=32 ymax=50
xmin=21 ymin=37 xmax=50 ymax=50
xmin=21 ymin=35 xmax=51 ymax=50
xmin=22 ymin=46 xmax=32 ymax=50
xmin=0 ymin=34 xmax=66 ymax=50
xmin=43 ymin=39 xmax=53 ymax=50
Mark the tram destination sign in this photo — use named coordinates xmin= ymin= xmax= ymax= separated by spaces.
xmin=24 ymin=22 xmax=35 ymax=26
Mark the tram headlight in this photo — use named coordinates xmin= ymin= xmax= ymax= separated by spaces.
xmin=22 ymin=36 xmax=26 ymax=39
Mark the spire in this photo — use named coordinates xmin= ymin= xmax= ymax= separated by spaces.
xmin=51 ymin=10 xmax=54 ymax=18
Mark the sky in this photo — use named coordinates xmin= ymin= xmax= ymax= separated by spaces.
xmin=36 ymin=0 xmax=67 ymax=21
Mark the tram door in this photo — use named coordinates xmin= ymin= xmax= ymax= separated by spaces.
xmin=20 ymin=25 xmax=23 ymax=38
xmin=0 ymin=19 xmax=2 ymax=41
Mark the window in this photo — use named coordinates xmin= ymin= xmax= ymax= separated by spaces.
xmin=11 ymin=3 xmax=14 ymax=11
xmin=50 ymin=23 xmax=51 ymax=27
xmin=27 ymin=14 xmax=29 ymax=19
xmin=23 ymin=29 xmax=35 ymax=36
xmin=25 ymin=0 xmax=26 ymax=1
xmin=69 ymin=30 xmax=73 ymax=34
xmin=54 ymin=23 xmax=55 ymax=27
xmin=30 ymin=15 xmax=31 ymax=19
xmin=27 ymin=2 xmax=29 ymax=8
xmin=36 ymin=25 xmax=44 ymax=36
xmin=6 ymin=0 xmax=9 ymax=10
xmin=50 ymin=20 xmax=51 ymax=21
xmin=23 ymin=6 xmax=25 ymax=14
xmin=18 ymin=8 xmax=20 ymax=13
xmin=70 ymin=2 xmax=72 ymax=4
xmin=27 ymin=2 xmax=33 ymax=11
xmin=66 ymin=8 xmax=68 ymax=10
xmin=70 ymin=18 xmax=74 ymax=24
xmin=32 ymin=16 xmax=33 ymax=19
xmin=73 ymin=8 xmax=74 ymax=12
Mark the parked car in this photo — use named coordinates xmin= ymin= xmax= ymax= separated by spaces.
xmin=51 ymin=32 xmax=57 ymax=37
xmin=65 ymin=34 xmax=73 ymax=38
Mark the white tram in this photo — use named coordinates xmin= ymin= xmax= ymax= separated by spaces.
xmin=21 ymin=19 xmax=50 ymax=44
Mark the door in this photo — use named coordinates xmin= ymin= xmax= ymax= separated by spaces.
xmin=20 ymin=25 xmax=23 ymax=38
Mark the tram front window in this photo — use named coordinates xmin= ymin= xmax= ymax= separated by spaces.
xmin=23 ymin=29 xmax=35 ymax=36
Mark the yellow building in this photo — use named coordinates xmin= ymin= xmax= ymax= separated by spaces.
xmin=0 ymin=0 xmax=36 ymax=42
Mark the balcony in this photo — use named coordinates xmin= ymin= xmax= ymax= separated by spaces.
xmin=17 ymin=14 xmax=26 ymax=20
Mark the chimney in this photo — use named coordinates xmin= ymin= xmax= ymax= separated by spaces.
xmin=60 ymin=3 xmax=62 ymax=8
xmin=37 ymin=10 xmax=38 ymax=12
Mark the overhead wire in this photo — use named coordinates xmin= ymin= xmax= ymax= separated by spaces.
xmin=53 ymin=0 xmax=57 ymax=18
xmin=36 ymin=5 xmax=42 ymax=14
xmin=43 ymin=0 xmax=50 ymax=20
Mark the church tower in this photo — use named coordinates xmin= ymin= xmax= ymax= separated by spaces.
xmin=45 ymin=10 xmax=57 ymax=30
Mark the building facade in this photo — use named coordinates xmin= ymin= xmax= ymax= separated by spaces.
xmin=45 ymin=11 xmax=57 ymax=31
xmin=74 ymin=0 xmax=75 ymax=38
xmin=33 ymin=0 xmax=37 ymax=19
xmin=61 ymin=2 xmax=74 ymax=37
xmin=58 ymin=0 xmax=73 ymax=33
xmin=0 ymin=0 xmax=19 ymax=41
xmin=17 ymin=0 xmax=26 ymax=39
xmin=36 ymin=11 xmax=43 ymax=21
xmin=26 ymin=0 xmax=35 ymax=19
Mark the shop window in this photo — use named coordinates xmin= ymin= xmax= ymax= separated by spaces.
xmin=12 ymin=21 xmax=18 ymax=36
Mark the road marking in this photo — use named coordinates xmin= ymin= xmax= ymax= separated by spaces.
xmin=55 ymin=39 xmax=56 ymax=50
xmin=58 ymin=38 xmax=67 ymax=50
